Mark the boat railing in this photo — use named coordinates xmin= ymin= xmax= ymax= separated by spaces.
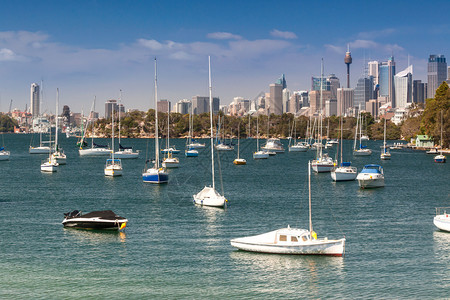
xmin=436 ymin=207 xmax=450 ymax=216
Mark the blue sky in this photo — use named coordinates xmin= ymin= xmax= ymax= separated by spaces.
xmin=0 ymin=0 xmax=449 ymax=115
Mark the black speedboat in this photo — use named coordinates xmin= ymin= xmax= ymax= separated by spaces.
xmin=62 ymin=210 xmax=128 ymax=230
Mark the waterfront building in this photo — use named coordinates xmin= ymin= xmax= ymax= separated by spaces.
xmin=427 ymin=54 xmax=447 ymax=99
xmin=325 ymin=99 xmax=337 ymax=117
xmin=415 ymin=135 xmax=434 ymax=148
xmin=354 ymin=76 xmax=374 ymax=110
xmin=394 ymin=65 xmax=413 ymax=109
xmin=192 ymin=96 xmax=220 ymax=114
xmin=30 ymin=83 xmax=40 ymax=118
xmin=157 ymin=99 xmax=171 ymax=113
xmin=336 ymin=88 xmax=354 ymax=116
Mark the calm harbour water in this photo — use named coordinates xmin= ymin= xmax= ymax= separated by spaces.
xmin=1 ymin=134 xmax=449 ymax=299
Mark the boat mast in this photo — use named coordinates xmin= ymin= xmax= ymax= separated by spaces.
xmin=318 ymin=58 xmax=324 ymax=159
xmin=440 ymin=110 xmax=443 ymax=154
xmin=167 ymin=95 xmax=170 ymax=151
xmin=353 ymin=104 xmax=359 ymax=151
xmin=111 ymin=103 xmax=115 ymax=162
xmin=55 ymin=88 xmax=59 ymax=152
xmin=208 ymin=56 xmax=215 ymax=190
xmin=118 ymin=90 xmax=122 ymax=147
xmin=308 ymin=160 xmax=313 ymax=234
xmin=154 ymin=58 xmax=160 ymax=169
xmin=256 ymin=115 xmax=259 ymax=150
xmin=383 ymin=117 xmax=387 ymax=152
xmin=359 ymin=104 xmax=362 ymax=150
xmin=237 ymin=123 xmax=240 ymax=159
xmin=340 ymin=96 xmax=343 ymax=164
xmin=91 ymin=97 xmax=96 ymax=149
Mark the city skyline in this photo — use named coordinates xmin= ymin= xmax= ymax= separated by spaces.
xmin=0 ymin=0 xmax=449 ymax=114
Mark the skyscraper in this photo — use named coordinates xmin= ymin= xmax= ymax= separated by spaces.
xmin=327 ymin=74 xmax=340 ymax=100
xmin=368 ymin=61 xmax=379 ymax=85
xmin=413 ymin=80 xmax=426 ymax=104
xmin=276 ymin=74 xmax=287 ymax=89
xmin=105 ymin=99 xmax=118 ymax=119
xmin=157 ymin=99 xmax=171 ymax=113
xmin=394 ymin=65 xmax=413 ymax=109
xmin=354 ymin=76 xmax=374 ymax=110
xmin=269 ymin=83 xmax=283 ymax=115
xmin=378 ymin=57 xmax=396 ymax=106
xmin=427 ymin=54 xmax=447 ymax=99
xmin=191 ymin=96 xmax=220 ymax=114
xmin=30 ymin=83 xmax=40 ymax=118
xmin=336 ymin=88 xmax=354 ymax=116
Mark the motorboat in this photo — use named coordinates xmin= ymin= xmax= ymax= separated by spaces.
xmin=104 ymin=159 xmax=123 ymax=176
xmin=0 ymin=147 xmax=10 ymax=161
xmin=230 ymin=161 xmax=345 ymax=256
xmin=331 ymin=162 xmax=357 ymax=181
xmin=62 ymin=210 xmax=127 ymax=230
xmin=434 ymin=207 xmax=450 ymax=232
xmin=357 ymin=164 xmax=384 ymax=188
xmin=114 ymin=146 xmax=139 ymax=159
xmin=426 ymin=148 xmax=439 ymax=154
xmin=262 ymin=138 xmax=285 ymax=153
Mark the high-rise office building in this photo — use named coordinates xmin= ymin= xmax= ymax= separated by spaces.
xmin=354 ymin=76 xmax=374 ymax=110
xmin=413 ymin=80 xmax=426 ymax=104
xmin=309 ymin=90 xmax=331 ymax=116
xmin=276 ymin=74 xmax=287 ymax=89
xmin=282 ymin=88 xmax=290 ymax=113
xmin=311 ymin=76 xmax=330 ymax=91
xmin=289 ymin=92 xmax=300 ymax=114
xmin=394 ymin=65 xmax=413 ymax=109
xmin=325 ymin=99 xmax=337 ymax=117
xmin=368 ymin=61 xmax=380 ymax=85
xmin=157 ymin=99 xmax=171 ymax=113
xmin=191 ymin=96 xmax=220 ymax=114
xmin=62 ymin=105 xmax=71 ymax=125
xmin=327 ymin=74 xmax=340 ymax=100
xmin=378 ymin=57 xmax=396 ymax=106
xmin=30 ymin=83 xmax=40 ymax=118
xmin=175 ymin=99 xmax=191 ymax=114
xmin=105 ymin=99 xmax=118 ymax=119
xmin=427 ymin=54 xmax=447 ymax=99
xmin=336 ymin=88 xmax=354 ymax=116
xmin=299 ymin=91 xmax=309 ymax=107
xmin=269 ymin=83 xmax=283 ymax=115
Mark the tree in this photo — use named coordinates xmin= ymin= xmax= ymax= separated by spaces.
xmin=0 ymin=114 xmax=18 ymax=132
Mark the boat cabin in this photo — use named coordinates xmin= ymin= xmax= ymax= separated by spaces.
xmin=275 ymin=228 xmax=311 ymax=244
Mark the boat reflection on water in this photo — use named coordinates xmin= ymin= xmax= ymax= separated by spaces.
xmin=433 ymin=231 xmax=450 ymax=260
xmin=62 ymin=227 xmax=127 ymax=244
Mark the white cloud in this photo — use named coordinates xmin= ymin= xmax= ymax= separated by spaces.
xmin=0 ymin=48 xmax=26 ymax=61
xmin=270 ymin=29 xmax=297 ymax=40
xmin=350 ymin=39 xmax=378 ymax=49
xmin=138 ymin=39 xmax=164 ymax=50
xmin=207 ymin=32 xmax=242 ymax=40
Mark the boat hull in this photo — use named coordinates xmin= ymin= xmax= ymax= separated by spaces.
xmin=233 ymin=158 xmax=247 ymax=165
xmin=104 ymin=166 xmax=123 ymax=176
xmin=357 ymin=175 xmax=384 ymax=188
xmin=185 ymin=150 xmax=199 ymax=157
xmin=289 ymin=146 xmax=308 ymax=152
xmin=41 ymin=162 xmax=58 ymax=172
xmin=162 ymin=159 xmax=179 ymax=168
xmin=380 ymin=153 xmax=391 ymax=160
xmin=253 ymin=151 xmax=269 ymax=159
xmin=434 ymin=215 xmax=450 ymax=232
xmin=434 ymin=155 xmax=446 ymax=163
xmin=79 ymin=148 xmax=112 ymax=156
xmin=311 ymin=160 xmax=335 ymax=173
xmin=114 ymin=151 xmax=139 ymax=159
xmin=331 ymin=167 xmax=357 ymax=181
xmin=0 ymin=151 xmax=10 ymax=161
xmin=142 ymin=169 xmax=169 ymax=183
xmin=353 ymin=149 xmax=372 ymax=156
xmin=29 ymin=146 xmax=51 ymax=154
xmin=62 ymin=220 xmax=127 ymax=230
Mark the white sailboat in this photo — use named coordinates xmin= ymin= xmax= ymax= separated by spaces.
xmin=434 ymin=207 xmax=450 ymax=232
xmin=193 ymin=56 xmax=227 ymax=207
xmin=434 ymin=110 xmax=446 ymax=163
xmin=114 ymin=92 xmax=139 ymax=159
xmin=234 ymin=123 xmax=246 ymax=165
xmin=51 ymin=88 xmax=66 ymax=165
xmin=353 ymin=105 xmax=372 ymax=156
xmin=79 ymin=98 xmax=112 ymax=156
xmin=30 ymin=83 xmax=52 ymax=154
xmin=185 ymin=103 xmax=199 ymax=157
xmin=312 ymin=59 xmax=335 ymax=173
xmin=253 ymin=115 xmax=269 ymax=159
xmin=331 ymin=105 xmax=357 ymax=181
xmin=380 ymin=117 xmax=391 ymax=160
xmin=162 ymin=103 xmax=180 ymax=168
xmin=41 ymin=119 xmax=58 ymax=172
xmin=289 ymin=118 xmax=308 ymax=152
xmin=215 ymin=116 xmax=234 ymax=151
xmin=104 ymin=107 xmax=123 ymax=176
xmin=142 ymin=58 xmax=169 ymax=184
xmin=230 ymin=161 xmax=345 ymax=256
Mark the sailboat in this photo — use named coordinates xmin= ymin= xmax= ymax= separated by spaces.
xmin=289 ymin=118 xmax=308 ymax=152
xmin=434 ymin=110 xmax=446 ymax=163
xmin=230 ymin=161 xmax=345 ymax=256
xmin=162 ymin=104 xmax=180 ymax=168
xmin=434 ymin=207 xmax=450 ymax=232
xmin=185 ymin=104 xmax=199 ymax=157
xmin=79 ymin=98 xmax=112 ymax=156
xmin=353 ymin=105 xmax=372 ymax=156
xmin=331 ymin=105 xmax=357 ymax=181
xmin=0 ymin=134 xmax=10 ymax=161
xmin=114 ymin=93 xmax=139 ymax=159
xmin=142 ymin=58 xmax=169 ymax=184
xmin=311 ymin=59 xmax=335 ymax=173
xmin=380 ymin=117 xmax=391 ymax=160
xmin=215 ymin=116 xmax=234 ymax=151
xmin=104 ymin=106 xmax=123 ymax=176
xmin=51 ymin=88 xmax=66 ymax=165
xmin=193 ymin=56 xmax=227 ymax=207
xmin=253 ymin=115 xmax=269 ymax=159
xmin=30 ymin=84 xmax=51 ymax=154
xmin=234 ymin=123 xmax=246 ymax=165
xmin=41 ymin=115 xmax=58 ymax=172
